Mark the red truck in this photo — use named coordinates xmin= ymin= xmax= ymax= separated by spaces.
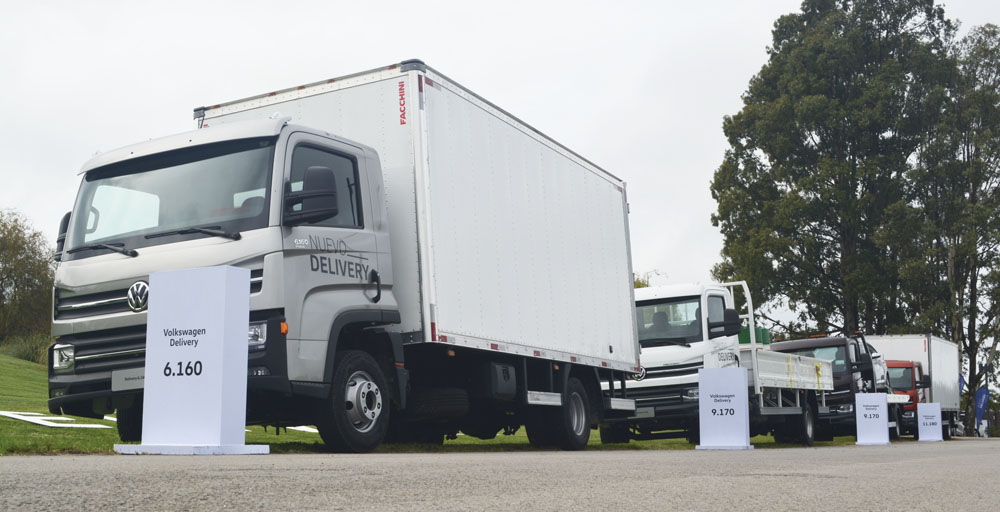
xmin=886 ymin=360 xmax=927 ymax=435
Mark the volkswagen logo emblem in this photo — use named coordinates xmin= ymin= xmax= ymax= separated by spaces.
xmin=632 ymin=365 xmax=647 ymax=381
xmin=127 ymin=281 xmax=149 ymax=312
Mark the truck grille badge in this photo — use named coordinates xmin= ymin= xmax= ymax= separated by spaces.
xmin=126 ymin=281 xmax=149 ymax=312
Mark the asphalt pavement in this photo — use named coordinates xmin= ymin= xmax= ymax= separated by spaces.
xmin=1 ymin=438 xmax=997 ymax=511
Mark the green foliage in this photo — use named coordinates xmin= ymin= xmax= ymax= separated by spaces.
xmin=711 ymin=1 xmax=1000 ymax=435
xmin=0 ymin=332 xmax=50 ymax=365
xmin=0 ymin=209 xmax=54 ymax=340
xmin=711 ymin=0 xmax=956 ymax=335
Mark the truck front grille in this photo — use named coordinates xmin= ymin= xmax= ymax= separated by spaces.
xmin=55 ymin=288 xmax=131 ymax=320
xmin=54 ymin=269 xmax=263 ymax=320
xmin=59 ymin=325 xmax=147 ymax=374
xmin=642 ymin=361 xmax=703 ymax=380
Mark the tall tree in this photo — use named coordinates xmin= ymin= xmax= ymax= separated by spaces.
xmin=0 ymin=209 xmax=54 ymax=339
xmin=711 ymin=0 xmax=954 ymax=334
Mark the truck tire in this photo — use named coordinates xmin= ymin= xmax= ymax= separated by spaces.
xmin=554 ymin=377 xmax=592 ymax=450
xmin=889 ymin=407 xmax=901 ymax=440
xmin=685 ymin=425 xmax=701 ymax=446
xmin=800 ymin=405 xmax=815 ymax=446
xmin=317 ymin=350 xmax=390 ymax=453
xmin=599 ymin=422 xmax=630 ymax=444
xmin=525 ymin=415 xmax=555 ymax=448
xmin=116 ymin=398 xmax=143 ymax=443
xmin=942 ymin=415 xmax=952 ymax=440
xmin=814 ymin=424 xmax=834 ymax=442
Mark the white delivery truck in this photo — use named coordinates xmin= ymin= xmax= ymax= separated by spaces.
xmin=865 ymin=334 xmax=961 ymax=439
xmin=47 ymin=60 xmax=639 ymax=452
xmin=600 ymin=282 xmax=833 ymax=445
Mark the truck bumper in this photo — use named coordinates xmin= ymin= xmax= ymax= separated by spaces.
xmin=48 ymin=311 xmax=291 ymax=416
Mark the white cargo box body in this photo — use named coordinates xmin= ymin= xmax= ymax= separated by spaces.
xmin=866 ymin=335 xmax=960 ymax=411
xmin=198 ymin=61 xmax=639 ymax=372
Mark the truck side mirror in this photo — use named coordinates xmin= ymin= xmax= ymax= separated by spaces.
xmin=708 ymin=308 xmax=741 ymax=339
xmin=917 ymin=374 xmax=931 ymax=388
xmin=283 ymin=166 xmax=339 ymax=226
xmin=54 ymin=211 xmax=71 ymax=262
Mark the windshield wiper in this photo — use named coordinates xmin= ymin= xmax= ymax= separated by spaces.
xmin=66 ymin=243 xmax=138 ymax=257
xmin=145 ymin=226 xmax=241 ymax=241
xmin=641 ymin=337 xmax=692 ymax=348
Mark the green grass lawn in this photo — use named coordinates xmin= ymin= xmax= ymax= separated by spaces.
xmin=0 ymin=353 xmax=860 ymax=455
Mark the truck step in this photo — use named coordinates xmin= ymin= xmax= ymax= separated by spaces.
xmin=604 ymin=397 xmax=636 ymax=411
xmin=525 ymin=391 xmax=562 ymax=406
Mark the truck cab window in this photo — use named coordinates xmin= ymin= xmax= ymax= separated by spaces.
xmin=706 ymin=295 xmax=725 ymax=336
xmin=85 ymin=186 xmax=159 ymax=242
xmin=289 ymin=145 xmax=362 ymax=228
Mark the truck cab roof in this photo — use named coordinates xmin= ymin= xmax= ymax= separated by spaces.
xmin=634 ymin=283 xmax=726 ymax=302
xmin=79 ymin=118 xmax=293 ymax=175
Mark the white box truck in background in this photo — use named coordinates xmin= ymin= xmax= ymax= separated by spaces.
xmin=866 ymin=334 xmax=961 ymax=439
xmin=48 ymin=60 xmax=639 ymax=451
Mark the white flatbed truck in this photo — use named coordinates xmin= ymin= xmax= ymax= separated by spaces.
xmin=601 ymin=281 xmax=833 ymax=445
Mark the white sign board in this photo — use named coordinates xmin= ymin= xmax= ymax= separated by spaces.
xmin=917 ymin=402 xmax=943 ymax=442
xmin=697 ymin=368 xmax=752 ymax=450
xmin=115 ymin=266 xmax=267 ymax=455
xmin=854 ymin=393 xmax=890 ymax=446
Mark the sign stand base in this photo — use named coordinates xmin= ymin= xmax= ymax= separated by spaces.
xmin=695 ymin=445 xmax=754 ymax=450
xmin=855 ymin=441 xmax=891 ymax=446
xmin=114 ymin=444 xmax=269 ymax=455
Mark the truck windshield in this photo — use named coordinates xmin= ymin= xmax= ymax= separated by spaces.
xmin=888 ymin=367 xmax=914 ymax=390
xmin=635 ymin=296 xmax=701 ymax=347
xmin=781 ymin=346 xmax=849 ymax=378
xmin=65 ymin=137 xmax=275 ymax=260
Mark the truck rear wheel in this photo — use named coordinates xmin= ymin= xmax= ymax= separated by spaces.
xmin=942 ymin=414 xmax=953 ymax=440
xmin=554 ymin=377 xmax=592 ymax=450
xmin=317 ymin=350 xmax=390 ymax=453
xmin=800 ymin=405 xmax=815 ymax=446
xmin=116 ymin=397 xmax=143 ymax=443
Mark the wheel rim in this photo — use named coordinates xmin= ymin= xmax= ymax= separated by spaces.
xmin=568 ymin=392 xmax=586 ymax=437
xmin=344 ymin=370 xmax=383 ymax=433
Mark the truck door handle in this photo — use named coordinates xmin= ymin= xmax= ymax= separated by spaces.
xmin=369 ymin=269 xmax=381 ymax=303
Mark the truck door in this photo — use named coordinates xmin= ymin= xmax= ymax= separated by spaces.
xmin=280 ymin=132 xmax=380 ymax=380
xmin=705 ymin=293 xmax=739 ymax=368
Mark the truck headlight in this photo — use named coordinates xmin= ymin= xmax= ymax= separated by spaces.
xmin=683 ymin=388 xmax=699 ymax=401
xmin=248 ymin=321 xmax=267 ymax=351
xmin=52 ymin=343 xmax=75 ymax=372
xmin=902 ymin=411 xmax=915 ymax=419
xmin=833 ymin=404 xmax=854 ymax=414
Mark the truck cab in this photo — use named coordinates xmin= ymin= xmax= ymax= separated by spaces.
xmin=769 ymin=335 xmax=881 ymax=440
xmin=49 ymin=119 xmax=403 ymax=451
xmin=606 ymin=283 xmax=741 ymax=441
xmin=886 ymin=360 xmax=924 ymax=434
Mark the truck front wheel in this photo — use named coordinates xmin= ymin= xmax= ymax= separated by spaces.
xmin=116 ymin=397 xmax=143 ymax=443
xmin=318 ymin=350 xmax=390 ymax=453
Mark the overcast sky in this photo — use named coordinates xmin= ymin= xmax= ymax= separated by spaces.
xmin=2 ymin=0 xmax=998 ymax=288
